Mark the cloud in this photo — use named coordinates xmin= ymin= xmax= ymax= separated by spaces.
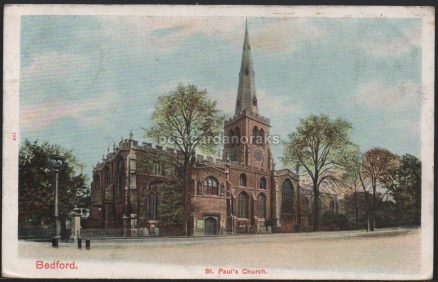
xmin=357 ymin=24 xmax=421 ymax=58
xmin=94 ymin=17 xmax=244 ymax=54
xmin=92 ymin=17 xmax=325 ymax=56
xmin=20 ymin=92 xmax=123 ymax=132
xmin=20 ymin=51 xmax=102 ymax=104
xmin=250 ymin=18 xmax=325 ymax=53
xmin=257 ymin=89 xmax=303 ymax=116
xmin=355 ymin=81 xmax=421 ymax=110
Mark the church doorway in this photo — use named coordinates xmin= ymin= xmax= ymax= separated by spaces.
xmin=204 ymin=216 xmax=218 ymax=235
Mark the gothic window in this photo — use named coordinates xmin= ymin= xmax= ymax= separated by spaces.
xmin=203 ymin=176 xmax=219 ymax=195
xmin=149 ymin=192 xmax=160 ymax=220
xmin=258 ymin=193 xmax=266 ymax=218
xmin=252 ymin=95 xmax=257 ymax=107
xmin=245 ymin=68 xmax=249 ymax=76
xmin=230 ymin=127 xmax=240 ymax=162
xmin=234 ymin=127 xmax=240 ymax=144
xmin=117 ymin=158 xmax=125 ymax=198
xmin=302 ymin=196 xmax=310 ymax=214
xmin=259 ymin=128 xmax=265 ymax=145
xmin=236 ymin=100 xmax=241 ymax=109
xmin=153 ymin=162 xmax=163 ymax=175
xmin=329 ymin=200 xmax=335 ymax=213
xmin=238 ymin=192 xmax=249 ymax=218
xmin=252 ymin=126 xmax=259 ymax=144
xmin=104 ymin=167 xmax=110 ymax=189
xmin=281 ymin=179 xmax=294 ymax=214
xmin=228 ymin=129 xmax=234 ymax=143
xmin=239 ymin=173 xmax=247 ymax=187
xmin=94 ymin=176 xmax=100 ymax=191
xmin=148 ymin=181 xmax=164 ymax=220
xmin=231 ymin=147 xmax=238 ymax=162
xmin=260 ymin=177 xmax=267 ymax=189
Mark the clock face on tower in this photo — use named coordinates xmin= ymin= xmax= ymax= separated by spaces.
xmin=255 ymin=150 xmax=264 ymax=161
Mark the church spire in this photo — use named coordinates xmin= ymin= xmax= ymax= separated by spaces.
xmin=235 ymin=19 xmax=258 ymax=115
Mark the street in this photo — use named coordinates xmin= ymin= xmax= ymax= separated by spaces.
xmin=17 ymin=227 xmax=423 ymax=279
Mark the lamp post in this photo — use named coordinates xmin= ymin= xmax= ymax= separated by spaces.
xmin=98 ymin=208 xmax=102 ymax=228
xmin=49 ymin=155 xmax=65 ymax=247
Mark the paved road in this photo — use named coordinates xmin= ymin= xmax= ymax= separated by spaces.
xmin=17 ymin=227 xmax=424 ymax=279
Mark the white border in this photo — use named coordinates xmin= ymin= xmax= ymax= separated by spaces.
xmin=2 ymin=5 xmax=435 ymax=279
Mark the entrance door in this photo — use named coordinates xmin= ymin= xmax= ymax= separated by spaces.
xmin=204 ymin=216 xmax=218 ymax=235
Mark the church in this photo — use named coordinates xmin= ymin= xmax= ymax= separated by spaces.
xmin=88 ymin=22 xmax=340 ymax=236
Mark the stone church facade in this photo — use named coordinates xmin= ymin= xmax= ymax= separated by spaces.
xmin=88 ymin=22 xmax=340 ymax=236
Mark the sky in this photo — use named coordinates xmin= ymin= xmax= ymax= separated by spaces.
xmin=19 ymin=16 xmax=422 ymax=181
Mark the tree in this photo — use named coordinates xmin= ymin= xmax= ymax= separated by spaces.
xmin=357 ymin=148 xmax=398 ymax=231
xmin=144 ymin=84 xmax=223 ymax=235
xmin=381 ymin=154 xmax=421 ymax=226
xmin=339 ymin=149 xmax=363 ymax=227
xmin=282 ymin=114 xmax=355 ymax=231
xmin=157 ymin=182 xmax=185 ymax=235
xmin=19 ymin=139 xmax=88 ymax=226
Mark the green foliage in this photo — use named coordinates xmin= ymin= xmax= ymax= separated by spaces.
xmin=144 ymin=83 xmax=224 ymax=170
xmin=282 ymin=114 xmax=356 ymax=230
xmin=321 ymin=212 xmax=349 ymax=230
xmin=157 ymin=182 xmax=184 ymax=229
xmin=143 ymin=84 xmax=224 ymax=235
xmin=19 ymin=139 xmax=89 ymax=225
xmin=383 ymin=154 xmax=421 ymax=226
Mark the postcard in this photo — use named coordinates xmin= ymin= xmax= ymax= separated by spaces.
xmin=2 ymin=5 xmax=435 ymax=279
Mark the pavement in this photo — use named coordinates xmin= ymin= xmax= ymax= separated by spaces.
xmin=15 ymin=227 xmax=425 ymax=279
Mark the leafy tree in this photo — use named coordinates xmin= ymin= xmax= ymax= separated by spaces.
xmin=357 ymin=148 xmax=398 ymax=231
xmin=282 ymin=114 xmax=355 ymax=231
xmin=144 ymin=83 xmax=223 ymax=235
xmin=157 ymin=182 xmax=185 ymax=235
xmin=19 ymin=139 xmax=88 ymax=226
xmin=381 ymin=154 xmax=421 ymax=226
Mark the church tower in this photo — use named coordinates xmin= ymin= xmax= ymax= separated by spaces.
xmin=224 ymin=20 xmax=271 ymax=170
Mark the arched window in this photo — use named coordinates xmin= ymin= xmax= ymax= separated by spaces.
xmin=302 ymin=197 xmax=310 ymax=213
xmin=94 ymin=176 xmax=100 ymax=191
xmin=149 ymin=192 xmax=160 ymax=220
xmin=329 ymin=200 xmax=335 ymax=213
xmin=252 ymin=126 xmax=259 ymax=144
xmin=203 ymin=176 xmax=219 ymax=195
xmin=234 ymin=127 xmax=240 ymax=144
xmin=117 ymin=158 xmax=125 ymax=197
xmin=258 ymin=193 xmax=266 ymax=218
xmin=281 ymin=179 xmax=294 ymax=214
xmin=239 ymin=173 xmax=247 ymax=187
xmin=231 ymin=147 xmax=238 ymax=162
xmin=104 ymin=167 xmax=110 ymax=190
xmin=149 ymin=182 xmax=165 ymax=220
xmin=260 ymin=177 xmax=267 ymax=189
xmin=228 ymin=129 xmax=234 ymax=144
xmin=259 ymin=128 xmax=265 ymax=145
xmin=153 ymin=162 xmax=163 ymax=175
xmin=238 ymin=192 xmax=249 ymax=218
xmin=252 ymin=95 xmax=257 ymax=107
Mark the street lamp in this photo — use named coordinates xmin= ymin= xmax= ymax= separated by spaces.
xmin=98 ymin=208 xmax=102 ymax=228
xmin=48 ymin=155 xmax=65 ymax=247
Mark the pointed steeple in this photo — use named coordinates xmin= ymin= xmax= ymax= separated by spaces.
xmin=235 ymin=19 xmax=258 ymax=115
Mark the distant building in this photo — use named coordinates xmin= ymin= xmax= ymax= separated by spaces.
xmin=88 ymin=21 xmax=339 ymax=236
